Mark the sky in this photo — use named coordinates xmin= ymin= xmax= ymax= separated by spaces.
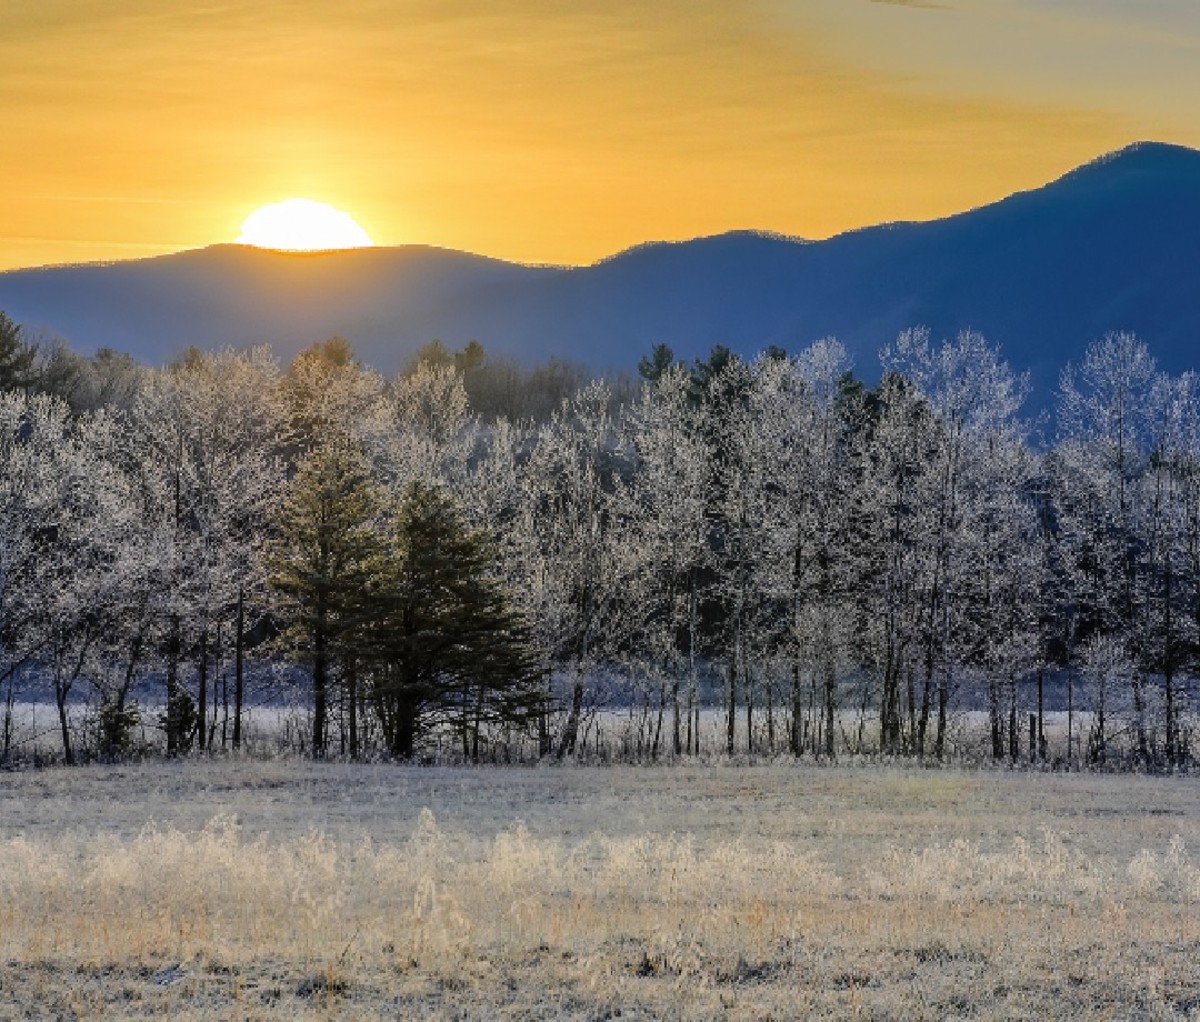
xmin=2 ymin=0 xmax=1198 ymax=271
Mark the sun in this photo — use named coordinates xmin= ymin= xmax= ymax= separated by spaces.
xmin=236 ymin=198 xmax=373 ymax=251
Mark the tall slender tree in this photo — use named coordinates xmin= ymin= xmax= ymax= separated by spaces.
xmin=269 ymin=440 xmax=383 ymax=758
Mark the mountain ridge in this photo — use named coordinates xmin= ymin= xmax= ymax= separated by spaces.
xmin=2 ymin=140 xmax=1198 ymax=403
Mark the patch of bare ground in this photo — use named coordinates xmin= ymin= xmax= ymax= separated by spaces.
xmin=1 ymin=759 xmax=1198 ymax=1019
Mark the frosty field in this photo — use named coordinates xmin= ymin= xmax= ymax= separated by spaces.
xmin=2 ymin=761 xmax=1199 ymax=1020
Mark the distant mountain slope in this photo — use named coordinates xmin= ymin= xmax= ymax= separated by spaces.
xmin=0 ymin=243 xmax=558 ymax=363
xmin=2 ymin=141 xmax=1198 ymax=402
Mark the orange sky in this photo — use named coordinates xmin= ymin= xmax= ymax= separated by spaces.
xmin=2 ymin=1 xmax=1198 ymax=271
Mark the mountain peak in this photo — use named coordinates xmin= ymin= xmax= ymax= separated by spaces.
xmin=1054 ymin=139 xmax=1200 ymax=186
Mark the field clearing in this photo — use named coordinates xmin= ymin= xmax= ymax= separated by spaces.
xmin=2 ymin=761 xmax=1199 ymax=1019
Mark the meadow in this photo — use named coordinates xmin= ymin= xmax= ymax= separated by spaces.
xmin=2 ymin=759 xmax=1199 ymax=1020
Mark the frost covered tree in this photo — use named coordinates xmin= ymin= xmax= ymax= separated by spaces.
xmin=960 ymin=437 xmax=1042 ymax=762
xmin=710 ymin=350 xmax=837 ymax=757
xmin=38 ymin=412 xmax=134 ymax=763
xmin=174 ymin=348 xmax=286 ymax=750
xmin=367 ymin=360 xmax=478 ymax=498
xmin=516 ymin=381 xmax=625 ymax=757
xmin=852 ymin=371 xmax=936 ymax=756
xmin=617 ymin=363 xmax=710 ymax=756
xmin=1055 ymin=332 xmax=1161 ymax=764
xmin=874 ymin=329 xmax=1031 ymax=760
xmin=0 ymin=393 xmax=134 ymax=762
xmin=7 ymin=316 xmax=1200 ymax=768
xmin=124 ymin=348 xmax=286 ymax=753
xmin=697 ymin=353 xmax=761 ymax=754
xmin=281 ymin=337 xmax=385 ymax=452
xmin=771 ymin=341 xmax=858 ymax=758
xmin=1152 ymin=371 xmax=1200 ymax=766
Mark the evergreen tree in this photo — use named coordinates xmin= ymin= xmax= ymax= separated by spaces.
xmin=0 ymin=312 xmax=36 ymax=393
xmin=269 ymin=441 xmax=383 ymax=758
xmin=363 ymin=481 xmax=541 ymax=760
xmin=637 ymin=343 xmax=676 ymax=384
xmin=454 ymin=340 xmax=486 ymax=375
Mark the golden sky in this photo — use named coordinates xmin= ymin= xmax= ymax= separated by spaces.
xmin=2 ymin=0 xmax=1198 ymax=271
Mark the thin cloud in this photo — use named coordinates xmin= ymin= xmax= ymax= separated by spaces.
xmin=868 ymin=0 xmax=952 ymax=9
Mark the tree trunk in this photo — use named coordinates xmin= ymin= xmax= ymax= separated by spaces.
xmin=1067 ymin=664 xmax=1074 ymax=769
xmin=56 ymin=680 xmax=73 ymax=766
xmin=394 ymin=697 xmax=418 ymax=759
xmin=989 ymin=676 xmax=1003 ymax=760
xmin=209 ymin=658 xmax=220 ymax=751
xmin=725 ymin=661 xmax=736 ymax=756
xmin=1037 ymin=667 xmax=1046 ymax=762
xmin=347 ymin=657 xmax=359 ymax=760
xmin=687 ymin=581 xmax=698 ymax=756
xmin=671 ymin=673 xmax=682 ymax=757
xmin=766 ymin=677 xmax=775 ymax=754
xmin=880 ymin=651 xmax=901 ymax=756
xmin=652 ymin=677 xmax=665 ymax=759
xmin=1163 ymin=554 xmax=1177 ymax=768
xmin=556 ymin=667 xmax=585 ymax=759
xmin=744 ymin=664 xmax=754 ymax=755
xmin=538 ymin=674 xmax=551 ymax=758
xmin=1131 ymin=672 xmax=1149 ymax=766
xmin=1007 ymin=674 xmax=1018 ymax=763
xmin=233 ymin=588 xmax=245 ymax=751
xmin=220 ymin=669 xmax=229 ymax=750
xmin=165 ymin=614 xmax=183 ymax=756
xmin=790 ymin=662 xmax=803 ymax=756
xmin=905 ymin=665 xmax=917 ymax=755
xmin=1088 ymin=669 xmax=1107 ymax=765
xmin=823 ymin=655 xmax=836 ymax=760
xmin=935 ymin=669 xmax=948 ymax=762
xmin=196 ymin=625 xmax=208 ymax=753
xmin=312 ymin=606 xmax=328 ymax=759
xmin=2 ymin=669 xmax=15 ymax=763
xmin=916 ymin=661 xmax=931 ymax=759
xmin=472 ymin=682 xmax=485 ymax=762
xmin=1164 ymin=663 xmax=1177 ymax=769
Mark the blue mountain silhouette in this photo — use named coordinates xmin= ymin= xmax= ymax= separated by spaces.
xmin=2 ymin=141 xmax=1197 ymax=403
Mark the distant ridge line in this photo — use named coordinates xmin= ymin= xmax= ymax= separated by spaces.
xmin=1 ymin=140 xmax=1198 ymax=413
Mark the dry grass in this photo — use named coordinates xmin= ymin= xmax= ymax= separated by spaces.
xmin=1 ymin=760 xmax=1199 ymax=1019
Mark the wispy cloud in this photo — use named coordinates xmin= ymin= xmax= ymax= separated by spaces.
xmin=868 ymin=0 xmax=951 ymax=9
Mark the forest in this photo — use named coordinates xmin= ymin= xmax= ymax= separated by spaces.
xmin=1 ymin=310 xmax=1196 ymax=770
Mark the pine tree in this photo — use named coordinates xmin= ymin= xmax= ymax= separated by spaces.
xmin=268 ymin=440 xmax=383 ymax=758
xmin=0 ymin=312 xmax=36 ymax=393
xmin=637 ymin=343 xmax=676 ymax=384
xmin=363 ymin=480 xmax=541 ymax=760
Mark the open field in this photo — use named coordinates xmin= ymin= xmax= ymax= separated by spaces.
xmin=2 ymin=761 xmax=1199 ymax=1019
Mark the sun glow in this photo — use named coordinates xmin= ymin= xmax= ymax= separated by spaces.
xmin=236 ymin=198 xmax=373 ymax=251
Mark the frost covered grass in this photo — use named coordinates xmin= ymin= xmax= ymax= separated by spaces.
xmin=6 ymin=696 xmax=1138 ymax=768
xmin=1 ymin=761 xmax=1199 ymax=1019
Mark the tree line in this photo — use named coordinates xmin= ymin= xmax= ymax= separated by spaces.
xmin=0 ymin=309 xmax=1196 ymax=768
